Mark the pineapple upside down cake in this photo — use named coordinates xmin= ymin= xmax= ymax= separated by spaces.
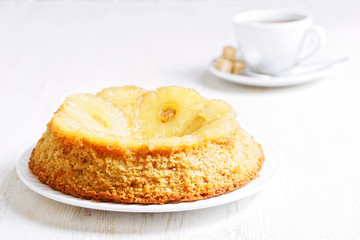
xmin=29 ymin=86 xmax=265 ymax=204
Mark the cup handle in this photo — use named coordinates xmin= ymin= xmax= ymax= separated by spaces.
xmin=297 ymin=24 xmax=327 ymax=63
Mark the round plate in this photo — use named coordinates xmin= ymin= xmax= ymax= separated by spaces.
xmin=208 ymin=59 xmax=333 ymax=87
xmin=16 ymin=138 xmax=281 ymax=213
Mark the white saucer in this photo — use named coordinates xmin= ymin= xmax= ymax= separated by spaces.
xmin=208 ymin=57 xmax=339 ymax=87
xmin=16 ymin=137 xmax=281 ymax=213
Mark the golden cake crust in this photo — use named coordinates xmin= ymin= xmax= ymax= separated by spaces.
xmin=28 ymin=86 xmax=265 ymax=204
xmin=29 ymin=127 xmax=264 ymax=204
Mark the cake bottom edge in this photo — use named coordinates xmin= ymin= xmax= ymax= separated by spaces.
xmin=28 ymin=154 xmax=265 ymax=205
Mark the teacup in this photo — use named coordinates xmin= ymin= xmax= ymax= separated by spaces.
xmin=232 ymin=9 xmax=327 ymax=76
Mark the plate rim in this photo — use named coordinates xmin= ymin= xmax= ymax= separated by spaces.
xmin=16 ymin=137 xmax=281 ymax=213
xmin=208 ymin=59 xmax=332 ymax=87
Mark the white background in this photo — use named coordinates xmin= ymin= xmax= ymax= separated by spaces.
xmin=0 ymin=0 xmax=359 ymax=239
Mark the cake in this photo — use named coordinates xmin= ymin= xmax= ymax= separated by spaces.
xmin=29 ymin=86 xmax=265 ymax=204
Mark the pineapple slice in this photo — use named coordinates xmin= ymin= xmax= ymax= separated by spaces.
xmin=52 ymin=94 xmax=129 ymax=142
xmin=97 ymin=86 xmax=147 ymax=109
xmin=196 ymin=100 xmax=238 ymax=138
xmin=199 ymin=99 xmax=236 ymax=122
xmin=97 ymin=86 xmax=147 ymax=139
xmin=138 ymin=86 xmax=206 ymax=139
xmin=183 ymin=99 xmax=236 ymax=135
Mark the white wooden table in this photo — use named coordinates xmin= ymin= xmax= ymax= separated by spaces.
xmin=1 ymin=1 xmax=359 ymax=239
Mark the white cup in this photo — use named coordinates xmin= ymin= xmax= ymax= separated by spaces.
xmin=232 ymin=9 xmax=327 ymax=76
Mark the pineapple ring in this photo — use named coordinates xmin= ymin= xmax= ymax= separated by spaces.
xmin=96 ymin=86 xmax=147 ymax=109
xmin=52 ymin=94 xmax=130 ymax=140
xmin=138 ymin=87 xmax=207 ymax=139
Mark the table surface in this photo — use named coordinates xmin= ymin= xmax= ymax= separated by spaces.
xmin=1 ymin=1 xmax=359 ymax=239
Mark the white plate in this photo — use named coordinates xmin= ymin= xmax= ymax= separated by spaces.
xmin=16 ymin=138 xmax=281 ymax=213
xmin=208 ymin=58 xmax=335 ymax=87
